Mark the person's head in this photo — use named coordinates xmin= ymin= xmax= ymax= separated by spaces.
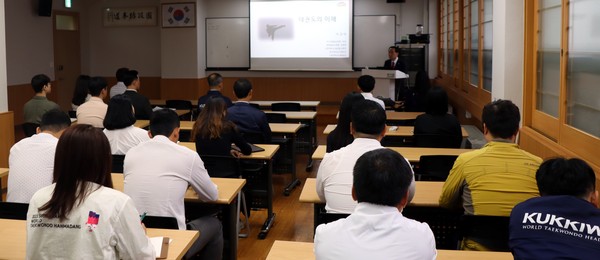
xmin=31 ymin=74 xmax=51 ymax=94
xmin=352 ymin=149 xmax=413 ymax=209
xmin=115 ymin=67 xmax=129 ymax=82
xmin=103 ymin=94 xmax=136 ymax=130
xmin=414 ymin=70 xmax=431 ymax=94
xmin=207 ymin=73 xmax=224 ymax=90
xmin=233 ymin=78 xmax=253 ymax=100
xmin=482 ymin=99 xmax=520 ymax=141
xmin=123 ymin=70 xmax=139 ymax=89
xmin=536 ymin=157 xmax=597 ymax=205
xmin=357 ymin=75 xmax=376 ymax=93
xmin=37 ymin=109 xmax=71 ymax=137
xmin=351 ymin=99 xmax=387 ymax=139
xmin=39 ymin=124 xmax=113 ymax=221
xmin=88 ymin=76 xmax=108 ymax=97
xmin=192 ymin=97 xmax=230 ymax=140
xmin=149 ymin=109 xmax=180 ymax=142
xmin=425 ymin=87 xmax=449 ymax=116
xmin=388 ymin=46 xmax=399 ymax=60
xmin=335 ymin=92 xmax=365 ymax=135
xmin=71 ymin=75 xmax=91 ymax=106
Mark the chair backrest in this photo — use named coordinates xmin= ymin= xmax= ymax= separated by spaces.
xmin=417 ymin=155 xmax=458 ymax=181
xmin=22 ymin=123 xmax=39 ymax=137
xmin=200 ymin=155 xmax=240 ymax=178
xmin=112 ymin=154 xmax=126 ymax=173
xmin=165 ymin=100 xmax=193 ymax=110
xmin=314 ymin=205 xmax=349 ymax=231
xmin=271 ymin=102 xmax=301 ymax=111
xmin=142 ymin=215 xmax=179 ymax=229
xmin=242 ymin=132 xmax=265 ymax=144
xmin=249 ymin=103 xmax=261 ymax=110
xmin=413 ymin=134 xmax=462 ymax=148
xmin=265 ymin=113 xmax=287 ymax=123
xmin=459 ymin=215 xmax=510 ymax=251
xmin=0 ymin=202 xmax=29 ymax=220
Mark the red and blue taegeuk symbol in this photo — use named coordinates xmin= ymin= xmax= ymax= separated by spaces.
xmin=173 ymin=9 xmax=185 ymax=21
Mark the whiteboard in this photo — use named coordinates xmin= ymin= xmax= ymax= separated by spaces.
xmin=206 ymin=18 xmax=250 ymax=69
xmin=353 ymin=15 xmax=396 ymax=68
xmin=204 ymin=15 xmax=395 ymax=69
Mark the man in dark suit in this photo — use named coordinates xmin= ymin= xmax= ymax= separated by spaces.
xmin=122 ymin=70 xmax=153 ymax=120
xmin=198 ymin=73 xmax=233 ymax=111
xmin=383 ymin=46 xmax=408 ymax=102
xmin=226 ymin=78 xmax=271 ymax=143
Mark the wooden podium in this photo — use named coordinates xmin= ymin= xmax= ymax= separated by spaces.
xmin=361 ymin=69 xmax=409 ymax=101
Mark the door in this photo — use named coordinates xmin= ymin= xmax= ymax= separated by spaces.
xmin=53 ymin=11 xmax=81 ymax=111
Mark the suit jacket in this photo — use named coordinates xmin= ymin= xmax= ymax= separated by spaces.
xmin=226 ymin=102 xmax=272 ymax=143
xmin=197 ymin=90 xmax=233 ymax=110
xmin=383 ymin=59 xmax=407 ymax=72
xmin=123 ymin=90 xmax=152 ymax=120
xmin=383 ymin=59 xmax=408 ymax=101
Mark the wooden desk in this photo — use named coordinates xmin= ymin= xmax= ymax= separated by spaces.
xmin=323 ymin=124 xmax=469 ymax=138
xmin=262 ymin=111 xmax=317 ymax=120
xmin=266 ymin=240 xmax=513 ymax=260
xmin=337 ymin=111 xmax=423 ymax=121
xmin=178 ymin=121 xmax=301 ymax=134
xmin=112 ymin=173 xmax=245 ymax=260
xmin=299 ymin=178 xmax=443 ymax=207
xmin=134 ymin=120 xmax=150 ymax=129
xmin=311 ymin=145 xmax=474 ymax=162
xmin=178 ymin=143 xmax=279 ymax=161
xmin=150 ymin=99 xmax=198 ymax=107
xmin=248 ymin=101 xmax=320 ymax=111
xmin=0 ymin=218 xmax=199 ymax=260
xmin=0 ymin=168 xmax=9 ymax=201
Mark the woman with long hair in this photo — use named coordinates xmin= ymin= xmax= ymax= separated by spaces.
xmin=413 ymin=86 xmax=462 ymax=148
xmin=103 ymin=94 xmax=150 ymax=155
xmin=26 ymin=125 xmax=154 ymax=259
xmin=71 ymin=75 xmax=91 ymax=111
xmin=192 ymin=97 xmax=251 ymax=158
xmin=327 ymin=92 xmax=365 ymax=152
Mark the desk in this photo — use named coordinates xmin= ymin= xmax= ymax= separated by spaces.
xmin=323 ymin=124 xmax=469 ymax=138
xmin=0 ymin=218 xmax=199 ymax=260
xmin=178 ymin=143 xmax=280 ymax=239
xmin=337 ymin=111 xmax=424 ymax=121
xmin=133 ymin=120 xmax=150 ymax=129
xmin=248 ymin=101 xmax=320 ymax=111
xmin=112 ymin=173 xmax=245 ymax=260
xmin=311 ymin=145 xmax=474 ymax=162
xmin=150 ymin=99 xmax=198 ymax=107
xmin=266 ymin=240 xmax=513 ymax=260
xmin=264 ymin=111 xmax=318 ymax=172
xmin=0 ymin=168 xmax=8 ymax=201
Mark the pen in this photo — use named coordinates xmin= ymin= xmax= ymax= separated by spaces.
xmin=140 ymin=211 xmax=147 ymax=221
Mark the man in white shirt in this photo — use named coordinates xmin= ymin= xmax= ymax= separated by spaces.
xmin=109 ymin=67 xmax=128 ymax=98
xmin=76 ymin=76 xmax=108 ymax=128
xmin=316 ymin=100 xmax=415 ymax=214
xmin=315 ymin=149 xmax=437 ymax=260
xmin=7 ymin=109 xmax=71 ymax=203
xmin=357 ymin=75 xmax=386 ymax=109
xmin=124 ymin=109 xmax=222 ymax=259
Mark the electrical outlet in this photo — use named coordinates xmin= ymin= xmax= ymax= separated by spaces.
xmin=465 ymin=111 xmax=472 ymax=119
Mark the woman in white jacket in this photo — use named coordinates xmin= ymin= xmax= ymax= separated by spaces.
xmin=26 ymin=124 xmax=155 ymax=259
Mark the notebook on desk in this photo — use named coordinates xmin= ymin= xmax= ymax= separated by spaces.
xmin=232 ymin=143 xmax=265 ymax=153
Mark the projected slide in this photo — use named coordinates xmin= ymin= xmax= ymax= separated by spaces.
xmin=250 ymin=0 xmax=353 ymax=71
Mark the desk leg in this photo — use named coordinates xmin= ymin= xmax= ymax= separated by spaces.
xmin=283 ymin=134 xmax=300 ymax=196
xmin=225 ymin=195 xmax=239 ymax=260
xmin=305 ymin=118 xmax=317 ymax=172
xmin=259 ymin=159 xmax=276 ymax=239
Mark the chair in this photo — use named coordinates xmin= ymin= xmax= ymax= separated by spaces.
xmin=0 ymin=202 xmax=29 ymax=220
xmin=415 ymin=155 xmax=458 ymax=181
xmin=112 ymin=154 xmax=126 ymax=173
xmin=242 ymin=132 xmax=266 ymax=144
xmin=249 ymin=103 xmax=261 ymax=110
xmin=313 ymin=204 xmax=349 ymax=231
xmin=22 ymin=123 xmax=39 ymax=137
xmin=165 ymin=100 xmax=194 ymax=120
xmin=266 ymin=113 xmax=287 ymax=123
xmin=271 ymin=102 xmax=301 ymax=111
xmin=142 ymin=215 xmax=179 ymax=229
xmin=458 ymin=215 xmax=510 ymax=251
xmin=413 ymin=134 xmax=462 ymax=148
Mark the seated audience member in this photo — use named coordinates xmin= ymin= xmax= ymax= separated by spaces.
xmin=76 ymin=76 xmax=108 ymax=128
xmin=316 ymin=100 xmax=415 ymax=214
xmin=315 ymin=149 xmax=437 ymax=260
xmin=439 ymin=99 xmax=542 ymax=250
xmin=24 ymin=74 xmax=60 ymax=125
xmin=124 ymin=109 xmax=222 ymax=259
xmin=327 ymin=92 xmax=364 ymax=153
xmin=103 ymin=94 xmax=150 ymax=155
xmin=70 ymin=75 xmax=91 ymax=111
xmin=27 ymin=124 xmax=154 ymax=259
xmin=226 ymin=78 xmax=272 ymax=143
xmin=357 ymin=75 xmax=385 ymax=109
xmin=7 ymin=109 xmax=71 ymax=203
xmin=109 ymin=67 xmax=129 ymax=98
xmin=410 ymin=70 xmax=432 ymax=112
xmin=192 ymin=97 xmax=251 ymax=159
xmin=413 ymin=86 xmax=461 ymax=146
xmin=122 ymin=70 xmax=153 ymax=120
xmin=198 ymin=73 xmax=233 ymax=110
xmin=510 ymin=158 xmax=600 ymax=259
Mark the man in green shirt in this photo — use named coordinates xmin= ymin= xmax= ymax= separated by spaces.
xmin=24 ymin=74 xmax=60 ymax=125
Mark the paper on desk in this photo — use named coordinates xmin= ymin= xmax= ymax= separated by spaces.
xmin=150 ymin=237 xmax=172 ymax=259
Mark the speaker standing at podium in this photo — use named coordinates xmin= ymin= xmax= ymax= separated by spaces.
xmin=383 ymin=46 xmax=408 ymax=102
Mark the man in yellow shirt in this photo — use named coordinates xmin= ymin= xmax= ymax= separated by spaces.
xmin=439 ymin=99 xmax=542 ymax=250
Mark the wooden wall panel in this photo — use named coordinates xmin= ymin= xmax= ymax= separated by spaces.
xmin=0 ymin=112 xmax=14 ymax=167
xmin=160 ymin=78 xmax=206 ymax=100
xmin=8 ymin=83 xmax=37 ymax=126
